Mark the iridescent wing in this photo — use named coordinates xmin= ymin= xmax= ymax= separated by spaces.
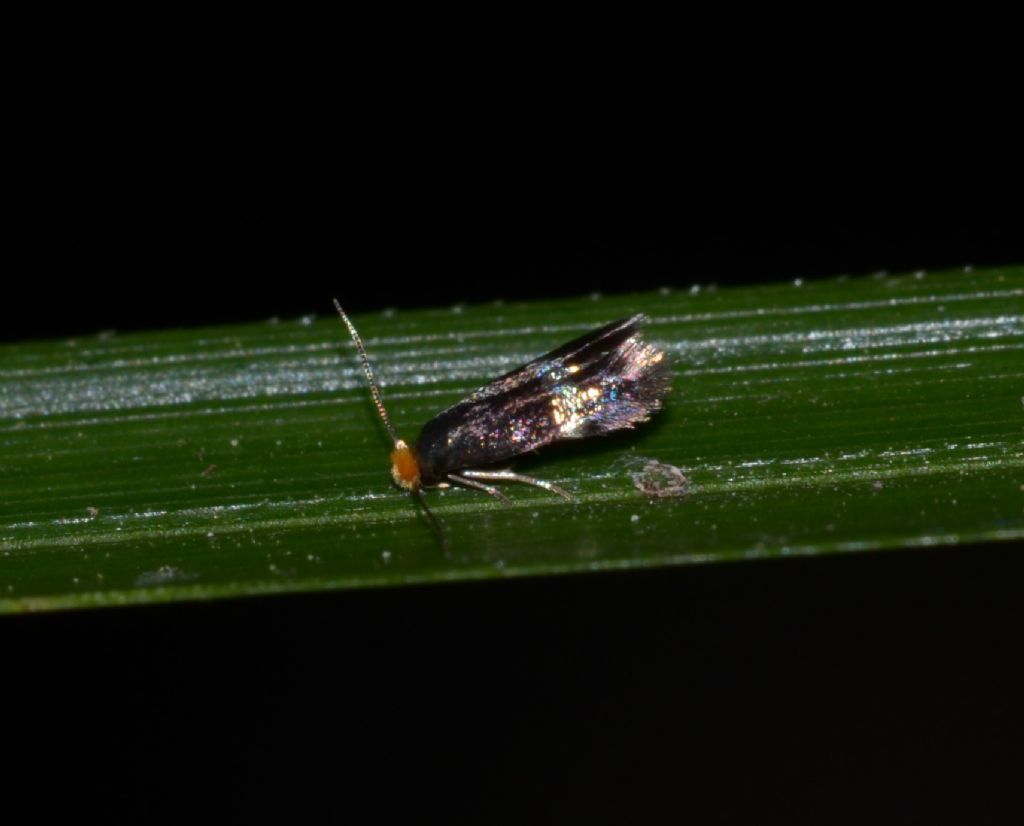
xmin=414 ymin=315 xmax=671 ymax=484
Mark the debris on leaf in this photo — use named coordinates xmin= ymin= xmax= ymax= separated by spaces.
xmin=630 ymin=459 xmax=689 ymax=498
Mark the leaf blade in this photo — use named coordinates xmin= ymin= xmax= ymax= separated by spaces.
xmin=2 ymin=267 xmax=1023 ymax=612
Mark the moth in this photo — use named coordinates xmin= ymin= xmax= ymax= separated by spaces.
xmin=334 ymin=300 xmax=671 ymax=544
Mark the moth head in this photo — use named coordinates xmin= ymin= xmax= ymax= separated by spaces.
xmin=390 ymin=439 xmax=421 ymax=491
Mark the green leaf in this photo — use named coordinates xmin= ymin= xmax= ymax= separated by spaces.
xmin=2 ymin=267 xmax=1023 ymax=612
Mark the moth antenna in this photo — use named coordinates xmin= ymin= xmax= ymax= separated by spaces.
xmin=333 ymin=299 xmax=400 ymax=447
xmin=413 ymin=487 xmax=448 ymax=551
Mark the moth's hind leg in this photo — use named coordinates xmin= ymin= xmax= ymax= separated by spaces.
xmin=459 ymin=469 xmax=572 ymax=500
xmin=446 ymin=473 xmax=511 ymax=504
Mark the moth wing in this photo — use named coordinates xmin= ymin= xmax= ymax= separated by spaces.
xmin=463 ymin=314 xmax=648 ymax=402
xmin=415 ymin=315 xmax=670 ymax=482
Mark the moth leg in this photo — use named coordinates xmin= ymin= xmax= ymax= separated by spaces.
xmin=459 ymin=469 xmax=572 ymax=500
xmin=446 ymin=473 xmax=512 ymax=504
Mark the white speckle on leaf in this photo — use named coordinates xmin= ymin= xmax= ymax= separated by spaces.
xmin=135 ymin=565 xmax=195 ymax=587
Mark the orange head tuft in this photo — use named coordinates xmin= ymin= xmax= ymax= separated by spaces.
xmin=390 ymin=440 xmax=421 ymax=491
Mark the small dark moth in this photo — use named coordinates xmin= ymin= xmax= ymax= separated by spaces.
xmin=334 ymin=300 xmax=671 ymax=544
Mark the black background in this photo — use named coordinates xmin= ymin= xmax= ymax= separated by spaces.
xmin=7 ymin=71 xmax=1023 ymax=340
xmin=6 ymin=69 xmax=1024 ymax=821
